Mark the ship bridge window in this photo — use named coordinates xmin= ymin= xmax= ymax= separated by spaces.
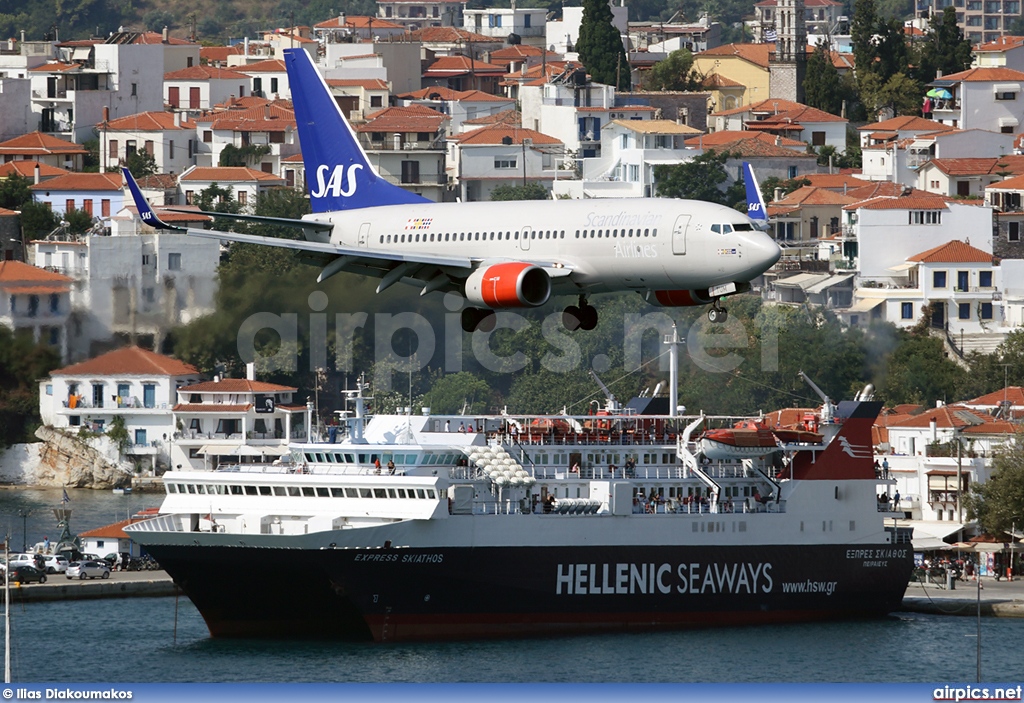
xmin=345 ymin=454 xmax=355 ymax=463
xmin=416 ymin=489 xmax=426 ymax=499
xmin=273 ymin=486 xmax=287 ymax=496
xmin=259 ymin=486 xmax=271 ymax=496
xmin=315 ymin=453 xmax=326 ymax=463
xmin=374 ymin=488 xmax=387 ymax=498
xmin=316 ymin=487 xmax=330 ymax=497
xmin=344 ymin=488 xmax=358 ymax=498
xmin=360 ymin=488 xmax=372 ymax=498
xmin=387 ymin=489 xmax=397 ymax=498
xmin=288 ymin=486 xmax=301 ymax=496
xmin=331 ymin=488 xmax=345 ymax=497
xmin=230 ymin=485 xmax=243 ymax=495
xmin=397 ymin=488 xmax=407 ymax=498
xmin=302 ymin=487 xmax=316 ymax=497
xmin=305 ymin=453 xmax=315 ymax=462
xmin=359 ymin=454 xmax=368 ymax=463
xmin=186 ymin=484 xmax=196 ymax=494
xmin=195 ymin=485 xmax=207 ymax=494
xmin=167 ymin=484 xmax=177 ymax=494
xmin=427 ymin=489 xmax=437 ymax=499
xmin=244 ymin=486 xmax=258 ymax=495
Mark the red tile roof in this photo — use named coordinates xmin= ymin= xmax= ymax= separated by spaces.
xmin=940 ymin=66 xmax=1024 ymax=82
xmin=0 ymin=132 xmax=87 ymax=156
xmin=136 ymin=174 xmax=178 ymax=190
xmin=685 ymin=130 xmax=806 ymax=148
xmin=976 ymin=35 xmax=1024 ymax=52
xmin=884 ymin=404 xmax=1002 ymax=430
xmin=699 ymin=43 xmax=771 ymax=68
xmin=0 ymin=261 xmax=72 ymax=285
xmin=489 ymin=45 xmax=559 ymax=60
xmin=179 ymin=379 xmax=296 ymax=392
xmin=100 ymin=111 xmax=196 ymax=131
xmin=29 ymin=62 xmax=82 ymax=73
xmin=164 ymin=65 xmax=250 ymax=80
xmin=314 ymin=15 xmax=404 ymax=30
xmin=844 ymin=181 xmax=907 ymax=200
xmin=180 ymin=167 xmax=285 ymax=183
xmin=423 ymin=55 xmax=507 ymax=76
xmin=702 ymin=73 xmax=744 ymax=88
xmin=453 ymin=125 xmax=562 ymax=146
xmin=802 ymin=173 xmax=870 ymax=190
xmin=53 ymin=346 xmax=199 ymax=377
xmin=128 ymin=31 xmax=195 ymax=46
xmin=965 ymin=386 xmax=1024 ymax=406
xmin=356 ymin=104 xmax=447 ymax=133
xmin=774 ymin=186 xmax=859 ymax=206
xmin=405 ymin=27 xmax=496 ymax=43
xmin=0 ymin=161 xmax=69 ymax=178
xmin=29 ymin=172 xmax=123 ymax=192
xmin=928 ymin=156 xmax=1024 ymax=176
xmin=235 ymin=59 xmax=288 ymax=73
xmin=463 ymin=108 xmax=521 ymax=126
xmin=857 ymin=116 xmax=955 ymax=133
xmin=200 ymin=45 xmax=244 ymax=64
xmin=844 ymin=191 xmax=950 ymax=211
xmin=79 ymin=517 xmax=144 ymax=540
xmin=326 ymin=78 xmax=390 ymax=90
xmin=985 ymin=173 xmax=1024 ymax=190
xmin=908 ymin=240 xmax=993 ymax=263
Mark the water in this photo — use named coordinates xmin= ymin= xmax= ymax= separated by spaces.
xmin=3 ymin=488 xmax=1023 ymax=683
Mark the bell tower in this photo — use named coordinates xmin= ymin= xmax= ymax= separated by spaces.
xmin=769 ymin=0 xmax=807 ymax=102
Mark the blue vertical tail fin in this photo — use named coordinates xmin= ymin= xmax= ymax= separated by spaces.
xmin=283 ymin=48 xmax=429 ymax=213
xmin=742 ymin=161 xmax=769 ymax=229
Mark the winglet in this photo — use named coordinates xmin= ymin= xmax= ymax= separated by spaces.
xmin=122 ymin=167 xmax=181 ymax=231
xmin=742 ymin=162 xmax=769 ymax=229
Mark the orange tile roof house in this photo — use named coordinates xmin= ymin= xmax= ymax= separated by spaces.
xmin=164 ymin=65 xmax=253 ymax=112
xmin=928 ymin=67 xmax=1024 ymax=134
xmin=178 ymin=166 xmax=285 ymax=208
xmin=0 ymin=132 xmax=88 ymax=171
xmin=448 ymin=124 xmax=564 ymax=201
xmin=354 ymin=106 xmax=449 ymax=202
xmin=0 ymin=260 xmax=73 ymax=361
xmin=171 ymin=372 xmax=306 ymax=470
xmin=40 ymin=346 xmax=203 ymax=473
xmin=96 ymin=109 xmax=198 ymax=175
xmin=29 ymin=172 xmax=125 ymax=220
xmin=192 ymin=101 xmax=299 ymax=174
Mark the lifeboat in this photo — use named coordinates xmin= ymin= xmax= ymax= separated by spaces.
xmin=698 ymin=420 xmax=778 ymax=459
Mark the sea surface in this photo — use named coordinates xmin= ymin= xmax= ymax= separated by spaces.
xmin=3 ymin=487 xmax=1023 ymax=684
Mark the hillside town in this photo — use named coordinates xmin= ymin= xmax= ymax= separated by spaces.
xmin=0 ymin=0 xmax=1022 ymax=560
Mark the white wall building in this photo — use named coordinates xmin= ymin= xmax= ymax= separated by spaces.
xmin=463 ymin=6 xmax=547 ymax=43
xmin=38 ymin=346 xmax=202 ymax=472
xmin=448 ymin=124 xmax=566 ymax=201
xmin=96 ymin=110 xmax=198 ymax=175
xmin=932 ymin=67 xmax=1024 ymax=134
xmin=546 ymin=2 xmax=628 ymax=55
xmin=0 ymin=260 xmax=72 ymax=362
xmin=178 ymin=166 xmax=286 ymax=208
xmin=164 ymin=65 xmax=252 ymax=113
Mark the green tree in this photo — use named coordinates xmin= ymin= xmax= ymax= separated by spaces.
xmin=859 ymin=72 xmax=922 ymax=118
xmin=873 ymin=18 xmax=910 ymax=84
xmin=426 ymin=371 xmax=494 ymax=413
xmin=851 ymin=0 xmax=879 ymax=82
xmin=124 ymin=149 xmax=158 ymax=177
xmin=64 ymin=207 xmax=95 ymax=234
xmin=0 ymin=173 xmax=32 ymax=209
xmin=760 ymin=176 xmax=810 ymax=204
xmin=19 ymin=201 xmax=58 ymax=241
xmin=645 ymin=48 xmax=700 ymax=91
xmin=915 ymin=6 xmax=973 ymax=85
xmin=106 ymin=414 xmax=131 ymax=462
xmin=0 ymin=326 xmax=61 ymax=447
xmin=490 ymin=182 xmax=550 ymax=201
xmin=82 ymin=138 xmax=100 ymax=173
xmin=876 ymin=328 xmax=966 ymax=406
xmin=963 ymin=436 xmax=1024 ymax=539
xmin=219 ymin=144 xmax=272 ymax=167
xmin=654 ymin=149 xmax=735 ymax=204
xmin=803 ymin=43 xmax=844 ymax=116
xmin=576 ymin=0 xmax=631 ymax=91
xmin=218 ymin=187 xmax=310 ymax=277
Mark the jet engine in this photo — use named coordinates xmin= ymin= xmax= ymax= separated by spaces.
xmin=464 ymin=263 xmax=551 ymax=308
xmin=645 ymin=289 xmax=716 ymax=307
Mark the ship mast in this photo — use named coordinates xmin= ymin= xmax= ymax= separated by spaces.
xmin=663 ymin=324 xmax=683 ymax=417
xmin=4 ymin=533 xmax=10 ymax=684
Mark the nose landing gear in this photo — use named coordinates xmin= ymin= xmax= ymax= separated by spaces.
xmin=563 ymin=296 xmax=598 ymax=331
xmin=707 ymin=300 xmax=728 ymax=323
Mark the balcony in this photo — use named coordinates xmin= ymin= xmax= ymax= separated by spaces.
xmin=840 ymin=224 xmax=857 ymax=239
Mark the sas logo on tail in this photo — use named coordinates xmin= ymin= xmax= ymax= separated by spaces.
xmin=311 ymin=164 xmax=363 ymax=198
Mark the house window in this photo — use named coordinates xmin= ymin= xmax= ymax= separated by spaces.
xmin=131 ymin=83 xmax=137 ymax=96
xmin=270 ymin=77 xmax=278 ymax=94
xmin=135 ymin=429 xmax=147 ymax=446
xmin=933 ymin=271 xmax=947 ymax=288
xmin=1009 ymin=221 xmax=1020 ymax=241
xmin=253 ymin=77 xmax=263 ymax=96
xmin=788 ymin=166 xmax=798 ymax=178
xmin=494 ymin=158 xmax=517 ymax=169
xmin=126 ymin=140 xmax=137 ymax=155
xmin=168 ymin=253 xmax=182 ymax=270
xmin=996 ymin=91 xmax=1017 ymax=101
xmin=401 ymin=161 xmax=420 ymax=184
xmin=981 ymin=302 xmax=993 ymax=319
xmin=141 ymin=254 xmax=150 ymax=266
xmin=82 ymin=199 xmax=93 ymax=216
xmin=185 ymin=190 xmax=194 ymax=205
xmin=629 ymin=164 xmax=640 ymax=182
xmin=101 ymin=199 xmax=110 ymax=217
xmin=811 ymin=131 xmax=825 ymax=146
xmin=203 ymin=130 xmax=212 ymax=143
xmin=370 ymin=95 xmax=383 ymax=107
xmin=959 ymin=302 xmax=971 ymax=320
xmin=237 ymin=190 xmax=247 ymax=205
xmin=49 ymin=293 xmax=59 ymax=313
xmin=27 ymin=295 xmax=38 ymax=317
xmin=144 ymin=140 xmax=154 ymax=155
xmin=168 ymin=86 xmax=179 ymax=108
xmin=142 ymin=383 xmax=155 ymax=408
xmin=108 ymin=139 xmax=118 ymax=159
xmin=524 ymin=13 xmax=531 ymax=27
xmin=979 ymin=270 xmax=992 ymax=287
xmin=169 ymin=140 xmax=174 ymax=158
xmin=900 ymin=302 xmax=913 ymax=319
xmin=65 ymin=199 xmax=75 ymax=213
xmin=910 ymin=210 xmax=942 ymax=224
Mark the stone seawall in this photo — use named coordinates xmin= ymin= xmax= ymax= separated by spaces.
xmin=0 ymin=426 xmax=135 ymax=489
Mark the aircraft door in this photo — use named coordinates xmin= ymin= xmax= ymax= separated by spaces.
xmin=671 ymin=215 xmax=691 ymax=255
xmin=358 ymin=222 xmax=371 ymax=247
xmin=521 ymin=226 xmax=532 ymax=251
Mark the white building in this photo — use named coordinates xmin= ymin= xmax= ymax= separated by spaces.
xmin=916 ymin=153 xmax=1024 ymax=198
xmin=164 ymin=65 xmax=252 ymax=113
xmin=31 ymin=207 xmax=218 ymax=360
xmin=313 ymin=15 xmax=407 ymax=43
xmin=463 ymin=6 xmax=547 ymax=44
xmin=178 ymin=166 xmax=286 ymax=208
xmin=0 ymin=260 xmax=72 ymax=361
xmin=862 ymin=130 xmax=1016 ymax=188
xmin=171 ymin=375 xmax=306 ymax=471
xmin=973 ymin=35 xmax=1024 ymax=73
xmin=931 ymin=67 xmax=1024 ymax=134
xmin=236 ymin=59 xmax=291 ymax=100
xmin=448 ymin=124 xmax=565 ymax=201
xmin=38 ymin=346 xmax=202 ymax=472
xmin=192 ymin=100 xmax=299 ymax=173
xmin=546 ymin=2 xmax=628 ymax=55
xmin=710 ymin=98 xmax=848 ymax=153
xmin=377 ymin=0 xmax=465 ymax=31
xmin=96 ymin=110 xmax=198 ymax=175
xmin=354 ymin=105 xmax=450 ymax=202
xmin=397 ymin=86 xmax=516 ymax=135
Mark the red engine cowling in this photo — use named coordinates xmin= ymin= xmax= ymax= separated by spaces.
xmin=647 ymin=289 xmax=715 ymax=307
xmin=465 ymin=263 xmax=551 ymax=308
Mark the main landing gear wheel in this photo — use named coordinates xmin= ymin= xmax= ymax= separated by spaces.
xmin=563 ymin=296 xmax=598 ymax=331
xmin=707 ymin=303 xmax=728 ymax=323
xmin=461 ymin=307 xmax=497 ymax=333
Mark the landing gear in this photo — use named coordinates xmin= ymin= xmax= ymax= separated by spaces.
xmin=563 ymin=296 xmax=598 ymax=331
xmin=461 ymin=307 xmax=496 ymax=333
xmin=707 ymin=300 xmax=728 ymax=323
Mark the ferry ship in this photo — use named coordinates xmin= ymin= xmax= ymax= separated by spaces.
xmin=125 ymin=378 xmax=914 ymax=642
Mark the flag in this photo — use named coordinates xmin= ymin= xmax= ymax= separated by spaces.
xmin=765 ymin=28 xmax=778 ymax=42
xmin=62 ymin=488 xmax=70 ymax=504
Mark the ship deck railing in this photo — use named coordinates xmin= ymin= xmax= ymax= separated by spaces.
xmin=496 ymin=431 xmax=679 ymax=446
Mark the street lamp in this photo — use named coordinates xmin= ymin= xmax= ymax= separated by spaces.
xmin=17 ymin=509 xmax=30 ymax=553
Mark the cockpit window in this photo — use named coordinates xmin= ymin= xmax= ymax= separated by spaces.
xmin=733 ymin=223 xmax=754 ymax=231
xmin=721 ymin=224 xmax=734 ymax=234
xmin=710 ymin=224 xmax=721 ymax=234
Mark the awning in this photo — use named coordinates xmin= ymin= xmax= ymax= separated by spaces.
xmin=72 ymin=47 xmax=91 ymax=61
xmin=999 ymin=116 xmax=1020 ymax=128
xmin=888 ymin=262 xmax=917 ymax=272
xmin=847 ymin=297 xmax=885 ymax=312
xmin=913 ymin=536 xmax=950 ymax=550
xmin=994 ymin=83 xmax=1021 ymax=93
xmin=910 ymin=521 xmax=965 ymax=550
xmin=773 ymin=272 xmax=823 ymax=288
xmin=804 ymin=273 xmax=853 ymax=295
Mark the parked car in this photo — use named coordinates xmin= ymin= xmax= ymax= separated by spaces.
xmin=6 ymin=553 xmax=46 ymax=571
xmin=66 ymin=560 xmax=110 ymax=580
xmin=43 ymin=555 xmax=69 ymax=574
xmin=8 ymin=565 xmax=47 ymax=583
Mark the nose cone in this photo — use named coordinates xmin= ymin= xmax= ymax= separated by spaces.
xmin=740 ymin=231 xmax=781 ymax=277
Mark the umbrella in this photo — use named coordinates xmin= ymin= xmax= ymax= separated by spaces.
xmin=950 ymin=541 xmax=975 ymax=551
xmin=926 ymin=88 xmax=952 ymax=99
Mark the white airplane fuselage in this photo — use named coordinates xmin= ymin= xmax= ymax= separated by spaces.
xmin=306 ymin=197 xmax=779 ymax=295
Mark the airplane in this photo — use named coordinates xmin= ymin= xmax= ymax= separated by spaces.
xmin=123 ymin=47 xmax=782 ymax=333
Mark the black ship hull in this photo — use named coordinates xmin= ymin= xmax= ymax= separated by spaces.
xmin=147 ymin=541 xmax=914 ymax=641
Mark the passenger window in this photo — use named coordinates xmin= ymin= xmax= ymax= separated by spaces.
xmin=230 ymin=485 xmax=243 ymax=495
xmin=387 ymin=489 xmax=397 ymax=498
xmin=397 ymin=489 xmax=407 ymax=498
xmin=427 ymin=489 xmax=437 ymax=499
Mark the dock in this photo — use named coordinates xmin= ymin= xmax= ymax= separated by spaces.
xmin=900 ymin=576 xmax=1024 ymax=618
xmin=3 ymin=569 xmax=176 ymax=603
